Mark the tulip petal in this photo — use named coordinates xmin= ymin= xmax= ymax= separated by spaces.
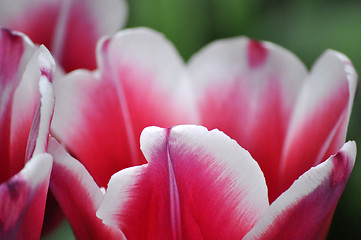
xmin=51 ymin=28 xmax=198 ymax=187
xmin=0 ymin=153 xmax=53 ymax=240
xmin=48 ymin=137 xmax=125 ymax=240
xmin=280 ymin=50 xmax=358 ymax=195
xmin=188 ymin=37 xmax=308 ymax=202
xmin=0 ymin=28 xmax=36 ymax=183
xmin=0 ymin=0 xmax=127 ymax=72
xmin=97 ymin=125 xmax=269 ymax=240
xmin=243 ymin=141 xmax=356 ymax=240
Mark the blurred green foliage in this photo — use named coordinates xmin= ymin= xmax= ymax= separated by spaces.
xmin=46 ymin=0 xmax=361 ymax=239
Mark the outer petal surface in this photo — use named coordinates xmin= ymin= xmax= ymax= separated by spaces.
xmin=0 ymin=29 xmax=35 ymax=183
xmin=48 ymin=138 xmax=125 ymax=240
xmin=0 ymin=45 xmax=55 ymax=239
xmin=0 ymin=153 xmax=53 ymax=240
xmin=188 ymin=37 xmax=307 ymax=202
xmin=52 ymin=28 xmax=199 ymax=187
xmin=0 ymin=0 xmax=127 ymax=72
xmin=97 ymin=125 xmax=269 ymax=240
xmin=243 ymin=141 xmax=356 ymax=240
xmin=280 ymin=50 xmax=358 ymax=195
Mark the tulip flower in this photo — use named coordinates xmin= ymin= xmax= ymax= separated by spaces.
xmin=49 ymin=28 xmax=357 ymax=238
xmin=0 ymin=29 xmax=55 ymax=239
xmin=96 ymin=125 xmax=356 ymax=240
xmin=0 ymin=0 xmax=128 ymax=72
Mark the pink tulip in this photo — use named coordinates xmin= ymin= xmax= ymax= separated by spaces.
xmin=0 ymin=29 xmax=55 ymax=239
xmin=48 ymin=28 xmax=357 ymax=239
xmin=0 ymin=0 xmax=127 ymax=72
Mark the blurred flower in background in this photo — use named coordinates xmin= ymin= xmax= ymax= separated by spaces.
xmin=0 ymin=0 xmax=128 ymax=72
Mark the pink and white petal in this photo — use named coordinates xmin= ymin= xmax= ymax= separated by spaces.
xmin=280 ymin=50 xmax=358 ymax=196
xmin=48 ymin=138 xmax=125 ymax=240
xmin=188 ymin=37 xmax=308 ymax=202
xmin=0 ymin=28 xmax=36 ymax=183
xmin=97 ymin=28 xmax=199 ymax=128
xmin=97 ymin=125 xmax=269 ymax=239
xmin=0 ymin=153 xmax=52 ymax=240
xmin=51 ymin=69 xmax=130 ymax=188
xmin=0 ymin=0 xmax=127 ymax=72
xmin=243 ymin=141 xmax=356 ymax=240
xmin=52 ymin=28 xmax=199 ymax=187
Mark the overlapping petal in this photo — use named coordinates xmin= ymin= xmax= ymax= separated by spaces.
xmin=0 ymin=28 xmax=55 ymax=239
xmin=0 ymin=153 xmax=52 ymax=240
xmin=97 ymin=125 xmax=269 ymax=240
xmin=0 ymin=0 xmax=127 ymax=72
xmin=244 ymin=141 xmax=356 ymax=240
xmin=0 ymin=29 xmax=54 ymax=184
xmin=47 ymin=138 xmax=125 ymax=240
xmin=51 ymin=28 xmax=199 ymax=187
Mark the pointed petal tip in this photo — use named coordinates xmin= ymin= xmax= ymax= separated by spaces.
xmin=38 ymin=45 xmax=56 ymax=73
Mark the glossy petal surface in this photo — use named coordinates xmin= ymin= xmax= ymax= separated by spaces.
xmin=48 ymin=138 xmax=125 ymax=240
xmin=97 ymin=125 xmax=268 ymax=240
xmin=52 ymin=28 xmax=199 ymax=187
xmin=243 ymin=141 xmax=356 ymax=240
xmin=0 ymin=0 xmax=127 ymax=72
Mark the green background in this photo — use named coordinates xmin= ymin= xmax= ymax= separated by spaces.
xmin=45 ymin=0 xmax=361 ymax=239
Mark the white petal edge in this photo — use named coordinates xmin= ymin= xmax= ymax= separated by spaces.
xmin=244 ymin=141 xmax=356 ymax=239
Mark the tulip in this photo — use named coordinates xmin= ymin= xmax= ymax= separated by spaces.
xmin=0 ymin=0 xmax=128 ymax=72
xmin=97 ymin=125 xmax=356 ymax=240
xmin=49 ymin=28 xmax=357 ymax=239
xmin=0 ymin=29 xmax=55 ymax=239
